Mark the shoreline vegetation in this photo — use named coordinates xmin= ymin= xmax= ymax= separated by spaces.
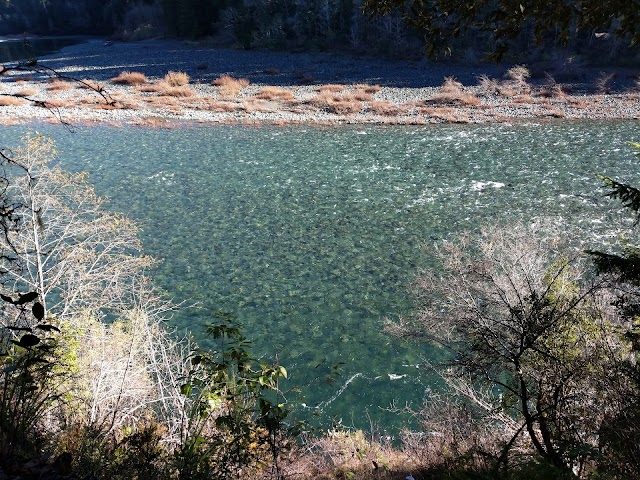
xmin=0 ymin=39 xmax=639 ymax=128
xmin=2 ymin=38 xmax=640 ymax=480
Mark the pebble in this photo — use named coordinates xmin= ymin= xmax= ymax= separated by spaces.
xmin=1 ymin=39 xmax=638 ymax=126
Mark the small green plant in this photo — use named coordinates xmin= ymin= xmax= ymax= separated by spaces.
xmin=0 ymin=291 xmax=66 ymax=461
xmin=175 ymin=312 xmax=290 ymax=479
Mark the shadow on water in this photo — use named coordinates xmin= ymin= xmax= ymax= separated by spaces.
xmin=0 ymin=36 xmax=88 ymax=63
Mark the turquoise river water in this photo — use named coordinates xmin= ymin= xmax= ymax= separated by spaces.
xmin=0 ymin=121 xmax=638 ymax=433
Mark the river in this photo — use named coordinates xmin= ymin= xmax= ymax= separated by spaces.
xmin=0 ymin=120 xmax=637 ymax=432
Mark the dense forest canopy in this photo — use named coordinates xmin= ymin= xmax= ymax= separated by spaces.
xmin=363 ymin=0 xmax=640 ymax=59
xmin=0 ymin=0 xmax=637 ymax=61
xmin=0 ymin=0 xmax=157 ymax=35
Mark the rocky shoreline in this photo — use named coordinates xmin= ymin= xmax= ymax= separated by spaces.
xmin=1 ymin=39 xmax=639 ymax=126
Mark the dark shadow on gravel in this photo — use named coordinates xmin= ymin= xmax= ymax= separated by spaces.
xmin=39 ymin=39 xmax=508 ymax=88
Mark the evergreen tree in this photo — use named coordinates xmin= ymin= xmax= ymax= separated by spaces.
xmin=586 ymin=142 xmax=640 ymax=478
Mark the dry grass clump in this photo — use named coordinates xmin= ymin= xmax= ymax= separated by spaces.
xmin=285 ymin=429 xmax=417 ymax=480
xmin=111 ymin=71 xmax=148 ymax=86
xmin=137 ymin=83 xmax=164 ymax=93
xmin=78 ymin=79 xmax=103 ymax=91
xmin=46 ymin=79 xmax=73 ymax=92
xmin=255 ymin=86 xmax=295 ymax=101
xmin=355 ymin=83 xmax=381 ymax=94
xmin=318 ymin=84 xmax=345 ymax=93
xmin=14 ymin=88 xmax=38 ymax=97
xmin=212 ymin=75 xmax=250 ymax=98
xmin=506 ymin=65 xmax=530 ymax=84
xmin=477 ymin=74 xmax=501 ymax=95
xmin=0 ymin=95 xmax=28 ymax=106
xmin=309 ymin=91 xmax=363 ymax=114
xmin=511 ymin=94 xmax=537 ymax=104
xmin=504 ymin=65 xmax=531 ymax=95
xmin=158 ymin=85 xmax=195 ymax=97
xmin=566 ymin=96 xmax=591 ymax=108
xmin=353 ymin=91 xmax=374 ymax=102
xmin=45 ymin=98 xmax=73 ymax=108
xmin=478 ymin=66 xmax=532 ymax=98
xmin=368 ymin=100 xmax=401 ymax=116
xmin=595 ymin=71 xmax=615 ymax=94
xmin=538 ymin=74 xmax=566 ymax=99
xmin=429 ymin=77 xmax=481 ymax=106
xmin=164 ymin=71 xmax=190 ymax=86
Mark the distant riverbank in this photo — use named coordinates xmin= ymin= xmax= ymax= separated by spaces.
xmin=1 ymin=38 xmax=639 ymax=126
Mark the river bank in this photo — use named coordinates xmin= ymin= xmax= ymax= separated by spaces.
xmin=1 ymin=38 xmax=639 ymax=126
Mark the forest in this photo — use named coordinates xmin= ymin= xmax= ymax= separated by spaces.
xmin=0 ymin=0 xmax=636 ymax=62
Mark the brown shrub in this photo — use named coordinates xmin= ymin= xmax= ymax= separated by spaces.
xmin=440 ymin=76 xmax=464 ymax=94
xmin=309 ymin=91 xmax=363 ymax=114
xmin=505 ymin=65 xmax=530 ymax=83
xmin=284 ymin=429 xmax=418 ymax=480
xmin=353 ymin=91 xmax=374 ymax=102
xmin=355 ymin=83 xmax=381 ymax=94
xmin=14 ymin=88 xmax=38 ymax=97
xmin=427 ymin=77 xmax=481 ymax=106
xmin=79 ymin=80 xmax=103 ymax=91
xmin=212 ymin=75 xmax=250 ymax=98
xmin=111 ymin=71 xmax=148 ymax=86
xmin=595 ymin=72 xmax=615 ymax=94
xmin=158 ymin=85 xmax=195 ymax=97
xmin=368 ymin=100 xmax=401 ymax=116
xmin=255 ymin=87 xmax=295 ymax=101
xmin=91 ymin=102 xmax=124 ymax=110
xmin=511 ymin=94 xmax=536 ymax=104
xmin=477 ymin=74 xmax=501 ymax=95
xmin=137 ymin=82 xmax=164 ymax=93
xmin=318 ymin=84 xmax=345 ymax=93
xmin=566 ymin=96 xmax=591 ymax=108
xmin=164 ymin=71 xmax=190 ymax=86
xmin=46 ymin=79 xmax=73 ymax=92
xmin=504 ymin=65 xmax=531 ymax=95
xmin=42 ymin=99 xmax=71 ymax=108
xmin=0 ymin=95 xmax=27 ymax=106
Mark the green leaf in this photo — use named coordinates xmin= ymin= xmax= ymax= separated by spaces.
xmin=279 ymin=366 xmax=288 ymax=378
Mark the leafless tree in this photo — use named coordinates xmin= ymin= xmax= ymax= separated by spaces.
xmin=388 ymin=223 xmax=632 ymax=476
